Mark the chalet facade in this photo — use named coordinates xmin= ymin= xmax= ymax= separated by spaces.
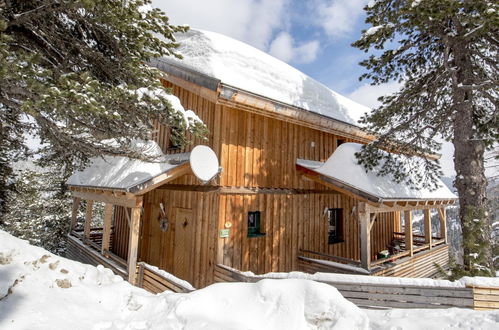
xmin=65 ymin=30 xmax=456 ymax=289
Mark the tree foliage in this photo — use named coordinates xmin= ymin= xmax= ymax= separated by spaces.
xmin=0 ymin=0 xmax=206 ymax=212
xmin=353 ymin=0 xmax=497 ymax=276
xmin=0 ymin=167 xmax=72 ymax=254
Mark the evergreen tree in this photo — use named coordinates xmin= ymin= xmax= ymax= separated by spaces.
xmin=1 ymin=167 xmax=72 ymax=254
xmin=353 ymin=0 xmax=497 ymax=276
xmin=0 ymin=0 xmax=206 ymax=217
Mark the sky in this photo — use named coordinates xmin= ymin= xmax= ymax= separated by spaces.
xmin=150 ymin=0 xmax=460 ymax=176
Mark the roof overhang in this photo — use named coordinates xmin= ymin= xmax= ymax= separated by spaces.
xmin=296 ymin=163 xmax=456 ymax=208
xmin=149 ymin=58 xmax=375 ymax=143
xmin=68 ymin=161 xmax=191 ymax=196
xmin=296 ymin=143 xmax=458 ymax=208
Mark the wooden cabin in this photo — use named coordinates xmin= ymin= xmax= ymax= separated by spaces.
xmin=65 ymin=30 xmax=457 ymax=289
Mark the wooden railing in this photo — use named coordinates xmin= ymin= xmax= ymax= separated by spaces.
xmin=214 ymin=264 xmax=499 ymax=310
xmin=298 ymin=250 xmax=369 ymax=275
xmin=136 ymin=262 xmax=195 ymax=294
xmin=469 ymin=285 xmax=499 ymax=310
xmin=66 ymin=234 xmax=127 ymax=278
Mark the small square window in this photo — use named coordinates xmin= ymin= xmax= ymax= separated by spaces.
xmin=327 ymin=208 xmax=344 ymax=244
xmin=247 ymin=211 xmax=265 ymax=238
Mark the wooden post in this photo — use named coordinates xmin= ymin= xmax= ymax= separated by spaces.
xmin=394 ymin=211 xmax=401 ymax=232
xmin=83 ymin=200 xmax=94 ymax=244
xmin=101 ymin=203 xmax=114 ymax=255
xmin=438 ymin=207 xmax=447 ymax=243
xmin=128 ymin=206 xmax=141 ymax=284
xmin=69 ymin=197 xmax=81 ymax=233
xmin=424 ymin=209 xmax=432 ymax=249
xmin=404 ymin=210 xmax=413 ymax=257
xmin=358 ymin=202 xmax=371 ymax=270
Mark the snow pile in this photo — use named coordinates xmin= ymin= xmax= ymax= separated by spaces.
xmin=160 ymin=29 xmax=370 ymax=125
xmin=297 ymin=143 xmax=457 ymax=200
xmin=0 ymin=230 xmax=367 ymax=329
xmin=1 ymin=230 xmax=498 ymax=330
xmin=66 ymin=140 xmax=190 ymax=191
xmin=243 ymin=269 xmax=466 ymax=288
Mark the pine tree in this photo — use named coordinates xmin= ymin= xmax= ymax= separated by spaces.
xmin=0 ymin=0 xmax=207 ymax=217
xmin=353 ymin=0 xmax=497 ymax=276
xmin=1 ymin=166 xmax=72 ymax=254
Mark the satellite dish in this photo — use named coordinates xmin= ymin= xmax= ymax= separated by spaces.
xmin=190 ymin=145 xmax=220 ymax=183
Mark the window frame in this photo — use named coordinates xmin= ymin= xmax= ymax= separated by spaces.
xmin=247 ymin=211 xmax=265 ymax=238
xmin=327 ymin=208 xmax=344 ymax=244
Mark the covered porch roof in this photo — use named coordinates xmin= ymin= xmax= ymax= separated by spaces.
xmin=296 ymin=143 xmax=457 ymax=206
xmin=67 ymin=140 xmax=191 ymax=196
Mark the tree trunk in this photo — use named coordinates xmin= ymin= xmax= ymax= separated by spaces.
xmin=452 ymin=40 xmax=492 ymax=275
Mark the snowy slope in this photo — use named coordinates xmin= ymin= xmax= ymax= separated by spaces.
xmin=163 ymin=29 xmax=370 ymax=125
xmin=1 ymin=230 xmax=498 ymax=330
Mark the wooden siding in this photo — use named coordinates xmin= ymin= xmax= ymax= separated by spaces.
xmin=111 ymin=206 xmax=130 ymax=260
xmin=217 ymin=193 xmax=395 ymax=275
xmin=139 ymin=189 xmax=219 ymax=289
xmin=158 ymin=80 xmax=361 ymax=190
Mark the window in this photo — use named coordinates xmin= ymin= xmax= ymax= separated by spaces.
xmin=336 ymin=139 xmax=345 ymax=147
xmin=327 ymin=208 xmax=343 ymax=244
xmin=247 ymin=211 xmax=265 ymax=238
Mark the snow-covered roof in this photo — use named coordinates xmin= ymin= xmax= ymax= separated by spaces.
xmin=297 ymin=143 xmax=457 ymax=202
xmin=155 ymin=29 xmax=370 ymax=126
xmin=67 ymin=140 xmax=190 ymax=193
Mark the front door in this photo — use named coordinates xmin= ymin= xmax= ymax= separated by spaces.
xmin=173 ymin=208 xmax=194 ymax=283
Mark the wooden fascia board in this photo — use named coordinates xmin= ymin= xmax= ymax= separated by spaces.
xmin=219 ymin=84 xmax=374 ymax=143
xmin=160 ymin=75 xmax=219 ymax=103
xmin=130 ymin=162 xmax=192 ymax=195
xmin=71 ymin=189 xmax=143 ymax=208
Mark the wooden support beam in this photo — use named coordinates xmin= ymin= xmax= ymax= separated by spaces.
xmin=69 ymin=197 xmax=81 ymax=232
xmin=424 ymin=209 xmax=432 ymax=249
xmin=128 ymin=207 xmax=142 ymax=284
xmin=358 ymin=202 xmax=371 ymax=270
xmin=101 ymin=203 xmax=114 ymax=255
xmin=438 ymin=207 xmax=448 ymax=243
xmin=72 ymin=189 xmax=142 ymax=208
xmin=404 ymin=210 xmax=414 ymax=257
xmin=83 ymin=200 xmax=94 ymax=244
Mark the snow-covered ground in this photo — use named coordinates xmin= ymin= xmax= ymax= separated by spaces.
xmin=0 ymin=230 xmax=498 ymax=330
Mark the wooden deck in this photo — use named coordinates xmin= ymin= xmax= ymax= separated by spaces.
xmin=297 ymin=240 xmax=448 ymax=278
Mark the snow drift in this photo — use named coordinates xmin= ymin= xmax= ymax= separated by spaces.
xmin=1 ymin=230 xmax=497 ymax=330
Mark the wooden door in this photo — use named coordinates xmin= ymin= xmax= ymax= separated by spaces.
xmin=173 ymin=208 xmax=194 ymax=283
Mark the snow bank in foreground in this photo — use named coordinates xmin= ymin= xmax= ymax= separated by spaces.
xmin=1 ymin=230 xmax=498 ymax=330
xmin=0 ymin=230 xmax=367 ymax=329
